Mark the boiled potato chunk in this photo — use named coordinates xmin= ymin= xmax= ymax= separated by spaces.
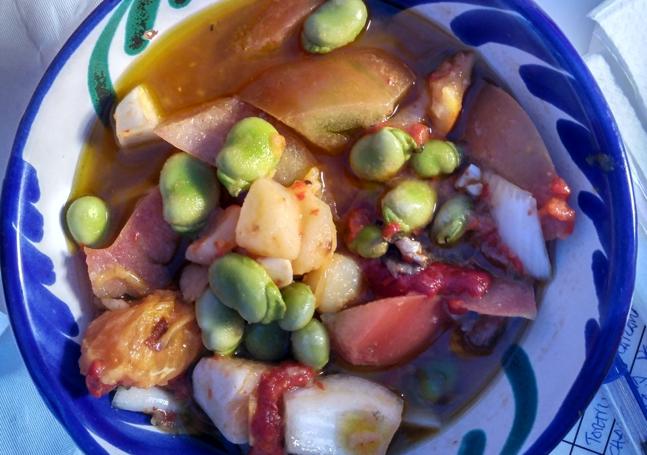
xmin=240 ymin=48 xmax=414 ymax=153
xmin=290 ymin=180 xmax=337 ymax=275
xmin=305 ymin=253 xmax=361 ymax=313
xmin=236 ymin=178 xmax=302 ymax=260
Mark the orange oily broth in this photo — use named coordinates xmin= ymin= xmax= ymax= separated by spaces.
xmin=70 ymin=0 xmax=530 ymax=446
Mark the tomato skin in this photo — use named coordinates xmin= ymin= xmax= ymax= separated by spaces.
xmin=249 ymin=363 xmax=316 ymax=455
xmin=324 ymin=295 xmax=448 ymax=367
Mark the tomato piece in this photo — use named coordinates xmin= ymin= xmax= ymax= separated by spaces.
xmin=323 ymin=295 xmax=448 ymax=367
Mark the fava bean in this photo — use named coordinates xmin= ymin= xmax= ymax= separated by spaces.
xmin=302 ymin=0 xmax=368 ymax=54
xmin=411 ymin=140 xmax=461 ymax=178
xmin=195 ymin=290 xmax=245 ymax=355
xmin=279 ymin=283 xmax=316 ymax=331
xmin=350 ymin=225 xmax=388 ymax=258
xmin=349 ymin=127 xmax=416 ymax=182
xmin=66 ymin=195 xmax=110 ymax=247
xmin=244 ymin=322 xmax=290 ymax=361
xmin=291 ymin=319 xmax=330 ymax=370
xmin=381 ymin=180 xmax=436 ymax=233
xmin=430 ymin=194 xmax=472 ymax=245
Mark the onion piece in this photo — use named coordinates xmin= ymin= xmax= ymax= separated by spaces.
xmin=284 ymin=375 xmax=403 ymax=455
xmin=484 ymin=172 xmax=551 ymax=280
xmin=112 ymin=386 xmax=182 ymax=414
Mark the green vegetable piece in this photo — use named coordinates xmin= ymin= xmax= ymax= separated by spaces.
xmin=279 ymin=283 xmax=316 ymax=331
xmin=349 ymin=127 xmax=417 ymax=182
xmin=411 ymin=140 xmax=462 ymax=178
xmin=291 ymin=319 xmax=330 ymax=370
xmin=209 ymin=253 xmax=286 ymax=324
xmin=350 ymin=225 xmax=388 ymax=258
xmin=415 ymin=359 xmax=458 ymax=404
xmin=381 ymin=179 xmax=437 ymax=233
xmin=66 ymin=195 xmax=110 ymax=247
xmin=195 ymin=290 xmax=245 ymax=355
xmin=302 ymin=0 xmax=368 ymax=54
xmin=160 ymin=152 xmax=220 ymax=233
xmin=244 ymin=322 xmax=290 ymax=361
xmin=430 ymin=194 xmax=472 ymax=245
xmin=216 ymin=117 xmax=286 ymax=197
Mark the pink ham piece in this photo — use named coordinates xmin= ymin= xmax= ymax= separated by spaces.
xmin=84 ymin=190 xmax=179 ymax=299
xmin=462 ymin=83 xmax=575 ymax=240
xmin=154 ymin=98 xmax=257 ymax=164
xmin=186 ymin=205 xmax=241 ymax=266
xmin=459 ymin=278 xmax=537 ymax=320
xmin=179 ymin=263 xmax=209 ymax=303
xmin=323 ymin=295 xmax=448 ymax=367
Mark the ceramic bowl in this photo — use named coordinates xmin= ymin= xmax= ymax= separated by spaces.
xmin=0 ymin=0 xmax=636 ymax=454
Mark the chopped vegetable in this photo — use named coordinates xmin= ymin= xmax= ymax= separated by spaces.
xmin=381 ymin=179 xmax=437 ymax=233
xmin=244 ymin=323 xmax=290 ymax=361
xmin=273 ymin=135 xmax=318 ymax=186
xmin=186 ymin=205 xmax=241 ymax=265
xmin=257 ymin=257 xmax=294 ymax=288
xmin=192 ymin=356 xmax=270 ymax=444
xmin=196 ymin=290 xmax=245 ymax=355
xmin=484 ymin=172 xmax=551 ymax=280
xmin=323 ymin=295 xmax=447 ymax=367
xmin=240 ymin=48 xmax=414 ymax=152
xmin=304 ymin=253 xmax=362 ymax=313
xmin=350 ymin=224 xmax=388 ymax=259
xmin=350 ymin=127 xmax=416 ymax=182
xmin=235 ymin=178 xmax=302 ymax=260
xmin=208 ymin=253 xmax=286 ymax=324
xmin=284 ymin=375 xmax=403 ymax=455
xmin=159 ymin=152 xmax=219 ymax=233
xmin=291 ymin=319 xmax=330 ymax=370
xmin=112 ymin=386 xmax=182 ymax=414
xmin=279 ymin=283 xmax=316 ymax=331
xmin=302 ymin=0 xmax=368 ymax=54
xmin=427 ymin=52 xmax=474 ymax=137
xmin=114 ymin=84 xmax=162 ymax=148
xmin=66 ymin=195 xmax=110 ymax=247
xmin=411 ymin=139 xmax=462 ymax=178
xmin=431 ymin=194 xmax=472 ymax=245
xmin=459 ymin=277 xmax=537 ymax=319
xmin=79 ymin=291 xmax=202 ymax=396
xmin=454 ymin=163 xmax=483 ymax=197
xmin=216 ymin=117 xmax=286 ymax=197
xmin=290 ymin=180 xmax=337 ymax=275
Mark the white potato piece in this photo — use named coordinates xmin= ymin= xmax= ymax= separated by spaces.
xmin=192 ymin=356 xmax=270 ymax=444
xmin=305 ymin=254 xmax=361 ymax=313
xmin=290 ymin=181 xmax=337 ymax=275
xmin=257 ymin=257 xmax=294 ymax=288
xmin=484 ymin=172 xmax=551 ymax=280
xmin=284 ymin=375 xmax=403 ymax=455
xmin=236 ymin=178 xmax=302 ymax=260
xmin=114 ymin=84 xmax=162 ymax=148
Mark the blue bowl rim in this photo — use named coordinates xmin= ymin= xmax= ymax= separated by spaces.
xmin=0 ymin=0 xmax=636 ymax=454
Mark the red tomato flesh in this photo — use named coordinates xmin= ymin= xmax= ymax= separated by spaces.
xmin=323 ymin=295 xmax=448 ymax=367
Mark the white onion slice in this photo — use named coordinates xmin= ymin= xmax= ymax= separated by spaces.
xmin=484 ymin=172 xmax=551 ymax=280
xmin=284 ymin=375 xmax=403 ymax=455
xmin=112 ymin=386 xmax=181 ymax=414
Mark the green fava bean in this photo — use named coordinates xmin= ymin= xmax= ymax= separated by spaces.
xmin=160 ymin=152 xmax=220 ymax=233
xmin=66 ymin=195 xmax=110 ymax=247
xmin=216 ymin=117 xmax=286 ymax=197
xmin=302 ymin=0 xmax=368 ymax=54
xmin=244 ymin=322 xmax=290 ymax=361
xmin=415 ymin=359 xmax=457 ymax=404
xmin=209 ymin=253 xmax=286 ymax=324
xmin=350 ymin=127 xmax=417 ymax=182
xmin=381 ymin=179 xmax=437 ymax=233
xmin=431 ymin=195 xmax=472 ymax=245
xmin=195 ymin=290 xmax=245 ymax=355
xmin=351 ymin=225 xmax=388 ymax=258
xmin=411 ymin=140 xmax=462 ymax=178
xmin=291 ymin=319 xmax=330 ymax=370
xmin=279 ymin=283 xmax=316 ymax=331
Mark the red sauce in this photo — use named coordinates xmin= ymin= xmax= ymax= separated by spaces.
xmin=540 ymin=176 xmax=576 ymax=239
xmin=250 ymin=363 xmax=316 ymax=455
xmin=345 ymin=207 xmax=373 ymax=244
xmin=365 ymin=260 xmax=491 ymax=299
xmin=145 ymin=318 xmax=169 ymax=351
xmin=85 ymin=360 xmax=115 ymax=397
xmin=405 ymin=122 xmax=431 ymax=146
xmin=381 ymin=222 xmax=401 ymax=241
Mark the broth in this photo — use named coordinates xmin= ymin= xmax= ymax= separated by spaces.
xmin=71 ymin=0 xmax=530 ymax=450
